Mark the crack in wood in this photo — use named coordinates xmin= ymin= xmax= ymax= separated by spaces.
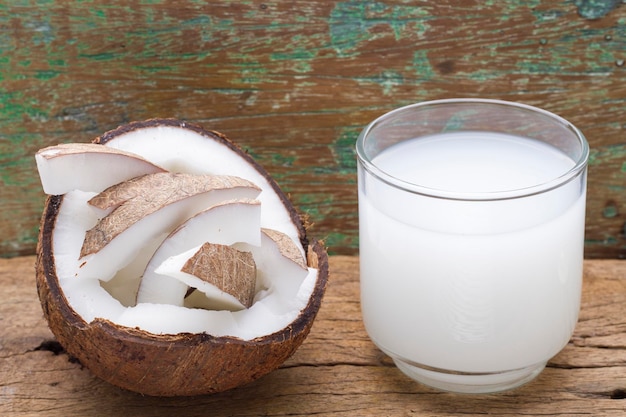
xmin=32 ymin=340 xmax=65 ymax=355
xmin=31 ymin=339 xmax=82 ymax=366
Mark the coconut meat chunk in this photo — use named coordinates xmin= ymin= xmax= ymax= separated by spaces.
xmin=234 ymin=228 xmax=311 ymax=317
xmin=156 ymin=242 xmax=257 ymax=311
xmin=36 ymin=143 xmax=166 ymax=195
xmin=53 ymin=190 xmax=104 ymax=280
xmin=136 ymin=199 xmax=262 ymax=306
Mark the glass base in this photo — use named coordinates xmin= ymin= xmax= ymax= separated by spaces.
xmin=393 ymin=358 xmax=546 ymax=394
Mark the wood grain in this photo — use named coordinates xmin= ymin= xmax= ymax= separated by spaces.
xmin=0 ymin=1 xmax=625 ymax=258
xmin=2 ymin=255 xmax=626 ymax=416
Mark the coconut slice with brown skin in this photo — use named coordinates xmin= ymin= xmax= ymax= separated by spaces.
xmin=181 ymin=242 xmax=257 ymax=309
xmin=156 ymin=242 xmax=257 ymax=311
xmin=35 ymin=119 xmax=329 ymax=397
xmin=233 ymin=228 xmax=311 ymax=325
xmin=36 ymin=143 xmax=166 ymax=195
xmin=136 ymin=198 xmax=262 ymax=307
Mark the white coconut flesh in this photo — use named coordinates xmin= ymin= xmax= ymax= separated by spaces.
xmin=39 ymin=126 xmax=319 ymax=341
xmin=35 ymin=143 xmax=166 ymax=195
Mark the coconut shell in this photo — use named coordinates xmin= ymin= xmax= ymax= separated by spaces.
xmin=34 ymin=120 xmax=329 ymax=397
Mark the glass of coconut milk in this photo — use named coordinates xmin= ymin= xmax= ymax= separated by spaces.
xmin=356 ymin=98 xmax=589 ymax=393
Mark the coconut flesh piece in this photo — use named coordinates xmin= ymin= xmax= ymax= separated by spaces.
xmin=156 ymin=242 xmax=257 ymax=311
xmin=136 ymin=198 xmax=262 ymax=307
xmin=231 ymin=229 xmax=315 ymax=340
xmin=235 ymin=228 xmax=310 ymax=315
xmin=64 ymin=172 xmax=260 ymax=281
xmin=35 ymin=143 xmax=166 ymax=195
xmin=181 ymin=243 xmax=256 ymax=309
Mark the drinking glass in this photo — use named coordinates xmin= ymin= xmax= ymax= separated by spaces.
xmin=356 ymin=98 xmax=589 ymax=393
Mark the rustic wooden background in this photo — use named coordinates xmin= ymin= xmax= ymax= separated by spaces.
xmin=0 ymin=0 xmax=624 ymax=258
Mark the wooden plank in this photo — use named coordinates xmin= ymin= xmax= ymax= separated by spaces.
xmin=0 ymin=1 xmax=625 ymax=258
xmin=2 ymin=255 xmax=626 ymax=415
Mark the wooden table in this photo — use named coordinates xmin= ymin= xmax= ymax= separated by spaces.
xmin=2 ymin=255 xmax=626 ymax=416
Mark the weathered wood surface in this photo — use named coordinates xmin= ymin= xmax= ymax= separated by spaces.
xmin=0 ymin=1 xmax=625 ymax=258
xmin=2 ymin=255 xmax=626 ymax=416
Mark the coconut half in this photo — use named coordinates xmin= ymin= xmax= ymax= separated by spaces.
xmin=35 ymin=119 xmax=329 ymax=396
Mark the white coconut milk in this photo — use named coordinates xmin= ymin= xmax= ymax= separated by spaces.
xmin=358 ymin=131 xmax=586 ymax=374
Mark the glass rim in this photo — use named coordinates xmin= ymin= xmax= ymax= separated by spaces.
xmin=356 ymin=98 xmax=590 ymax=201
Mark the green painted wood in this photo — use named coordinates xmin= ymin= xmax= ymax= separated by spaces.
xmin=0 ymin=0 xmax=624 ymax=257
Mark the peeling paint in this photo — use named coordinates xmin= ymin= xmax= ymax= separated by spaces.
xmin=588 ymin=144 xmax=626 ymax=166
xmin=575 ymin=0 xmax=622 ymax=19
xmin=23 ymin=19 xmax=55 ymax=45
xmin=329 ymin=1 xmax=430 ymax=56
xmin=34 ymin=69 xmax=60 ymax=80
xmin=603 ymin=204 xmax=619 ymax=218
xmin=410 ymin=50 xmax=435 ymax=81
xmin=332 ymin=127 xmax=359 ymax=175
xmin=270 ymin=48 xmax=315 ymax=73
